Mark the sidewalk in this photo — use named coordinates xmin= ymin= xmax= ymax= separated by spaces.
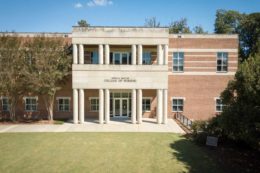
xmin=0 ymin=118 xmax=185 ymax=133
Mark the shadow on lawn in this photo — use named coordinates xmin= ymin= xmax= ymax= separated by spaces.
xmin=170 ymin=135 xmax=220 ymax=173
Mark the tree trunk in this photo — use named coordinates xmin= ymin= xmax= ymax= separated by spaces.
xmin=43 ymin=94 xmax=55 ymax=121
xmin=9 ymin=96 xmax=18 ymax=121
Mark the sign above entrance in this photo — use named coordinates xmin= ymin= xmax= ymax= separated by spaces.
xmin=104 ymin=77 xmax=136 ymax=83
xmin=72 ymin=64 xmax=168 ymax=89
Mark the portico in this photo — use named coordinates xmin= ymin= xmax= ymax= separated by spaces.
xmin=72 ymin=26 xmax=169 ymax=125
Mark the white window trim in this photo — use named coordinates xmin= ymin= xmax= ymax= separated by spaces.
xmin=23 ymin=96 xmax=38 ymax=112
xmin=57 ymin=97 xmax=71 ymax=112
xmin=172 ymin=52 xmax=184 ymax=73
xmin=1 ymin=96 xmax=9 ymax=112
xmin=142 ymin=97 xmax=152 ymax=112
xmin=171 ymin=97 xmax=185 ymax=112
xmin=89 ymin=97 xmax=99 ymax=112
xmin=214 ymin=97 xmax=224 ymax=112
xmin=216 ymin=52 xmax=228 ymax=73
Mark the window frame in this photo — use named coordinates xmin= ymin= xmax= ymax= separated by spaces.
xmin=57 ymin=97 xmax=70 ymax=112
xmin=1 ymin=97 xmax=9 ymax=112
xmin=142 ymin=97 xmax=152 ymax=112
xmin=215 ymin=97 xmax=225 ymax=112
xmin=24 ymin=96 xmax=38 ymax=112
xmin=216 ymin=52 xmax=228 ymax=72
xmin=172 ymin=52 xmax=184 ymax=72
xmin=89 ymin=97 xmax=99 ymax=112
xmin=171 ymin=97 xmax=185 ymax=112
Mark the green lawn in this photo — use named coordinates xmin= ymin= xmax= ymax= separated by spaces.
xmin=0 ymin=133 xmax=223 ymax=173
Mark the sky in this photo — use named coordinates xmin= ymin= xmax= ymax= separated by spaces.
xmin=0 ymin=0 xmax=259 ymax=33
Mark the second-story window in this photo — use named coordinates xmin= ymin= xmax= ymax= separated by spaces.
xmin=143 ymin=52 xmax=151 ymax=65
xmin=91 ymin=51 xmax=98 ymax=64
xmin=173 ymin=52 xmax=184 ymax=72
xmin=216 ymin=98 xmax=225 ymax=112
xmin=217 ymin=52 xmax=228 ymax=72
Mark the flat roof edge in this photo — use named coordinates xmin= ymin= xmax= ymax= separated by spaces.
xmin=169 ymin=34 xmax=238 ymax=39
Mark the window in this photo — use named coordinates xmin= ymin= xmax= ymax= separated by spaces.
xmin=1 ymin=97 xmax=9 ymax=111
xmin=143 ymin=52 xmax=151 ymax=65
xmin=173 ymin=52 xmax=184 ymax=72
xmin=172 ymin=98 xmax=184 ymax=112
xmin=24 ymin=97 xmax=37 ymax=111
xmin=91 ymin=51 xmax=98 ymax=64
xmin=90 ymin=98 xmax=99 ymax=111
xmin=142 ymin=98 xmax=151 ymax=112
xmin=57 ymin=97 xmax=70 ymax=112
xmin=216 ymin=98 xmax=225 ymax=112
xmin=217 ymin=52 xmax=228 ymax=72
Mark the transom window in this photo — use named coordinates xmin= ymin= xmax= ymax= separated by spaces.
xmin=217 ymin=52 xmax=228 ymax=72
xmin=24 ymin=97 xmax=37 ymax=112
xmin=1 ymin=97 xmax=9 ymax=111
xmin=216 ymin=98 xmax=225 ymax=112
xmin=172 ymin=98 xmax=184 ymax=112
xmin=173 ymin=52 xmax=184 ymax=72
xmin=90 ymin=98 xmax=99 ymax=111
xmin=142 ymin=98 xmax=151 ymax=112
xmin=57 ymin=97 xmax=70 ymax=112
xmin=143 ymin=52 xmax=152 ymax=65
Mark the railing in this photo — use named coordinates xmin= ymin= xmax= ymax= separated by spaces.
xmin=175 ymin=112 xmax=193 ymax=129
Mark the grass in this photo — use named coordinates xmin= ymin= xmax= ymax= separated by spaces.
xmin=0 ymin=133 xmax=223 ymax=173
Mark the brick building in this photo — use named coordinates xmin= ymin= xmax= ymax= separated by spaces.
xmin=0 ymin=26 xmax=238 ymax=124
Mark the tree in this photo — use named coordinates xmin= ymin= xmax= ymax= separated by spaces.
xmin=169 ymin=18 xmax=192 ymax=34
xmin=193 ymin=25 xmax=207 ymax=34
xmin=214 ymin=9 xmax=244 ymax=34
xmin=24 ymin=36 xmax=71 ymax=121
xmin=0 ymin=35 xmax=28 ymax=121
xmin=239 ymin=13 xmax=260 ymax=59
xmin=144 ymin=17 xmax=160 ymax=27
xmin=214 ymin=10 xmax=260 ymax=60
xmin=77 ymin=20 xmax=90 ymax=27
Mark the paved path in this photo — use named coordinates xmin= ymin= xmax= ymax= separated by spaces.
xmin=0 ymin=118 xmax=185 ymax=133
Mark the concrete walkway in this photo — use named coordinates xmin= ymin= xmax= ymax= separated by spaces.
xmin=0 ymin=118 xmax=185 ymax=133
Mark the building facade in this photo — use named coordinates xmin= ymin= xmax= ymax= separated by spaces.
xmin=0 ymin=26 xmax=238 ymax=124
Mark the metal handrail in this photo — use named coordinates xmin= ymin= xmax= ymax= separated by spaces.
xmin=175 ymin=112 xmax=193 ymax=129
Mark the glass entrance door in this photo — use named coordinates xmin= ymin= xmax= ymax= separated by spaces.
xmin=113 ymin=98 xmax=129 ymax=117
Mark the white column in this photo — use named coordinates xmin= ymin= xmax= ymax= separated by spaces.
xmin=79 ymin=44 xmax=84 ymax=64
xmin=131 ymin=45 xmax=136 ymax=65
xmin=131 ymin=89 xmax=136 ymax=124
xmin=137 ymin=44 xmax=142 ymax=65
xmin=163 ymin=89 xmax=168 ymax=124
xmin=73 ymin=89 xmax=78 ymax=124
xmin=164 ymin=45 xmax=168 ymax=65
xmin=99 ymin=89 xmax=104 ymax=124
xmin=105 ymin=44 xmax=110 ymax=65
xmin=157 ymin=44 xmax=163 ymax=65
xmin=105 ymin=89 xmax=110 ymax=124
xmin=79 ymin=89 xmax=84 ymax=124
xmin=137 ymin=89 xmax=142 ymax=124
xmin=73 ymin=44 xmax=78 ymax=64
xmin=98 ymin=44 xmax=103 ymax=65
xmin=157 ymin=89 xmax=163 ymax=124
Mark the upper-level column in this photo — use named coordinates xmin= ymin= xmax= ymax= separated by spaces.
xmin=164 ymin=45 xmax=168 ymax=65
xmin=73 ymin=44 xmax=78 ymax=64
xmin=157 ymin=44 xmax=163 ymax=65
xmin=79 ymin=44 xmax=84 ymax=64
xmin=138 ymin=45 xmax=143 ymax=65
xmin=99 ymin=44 xmax=104 ymax=65
xmin=131 ymin=45 xmax=136 ymax=65
xmin=105 ymin=44 xmax=110 ymax=65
